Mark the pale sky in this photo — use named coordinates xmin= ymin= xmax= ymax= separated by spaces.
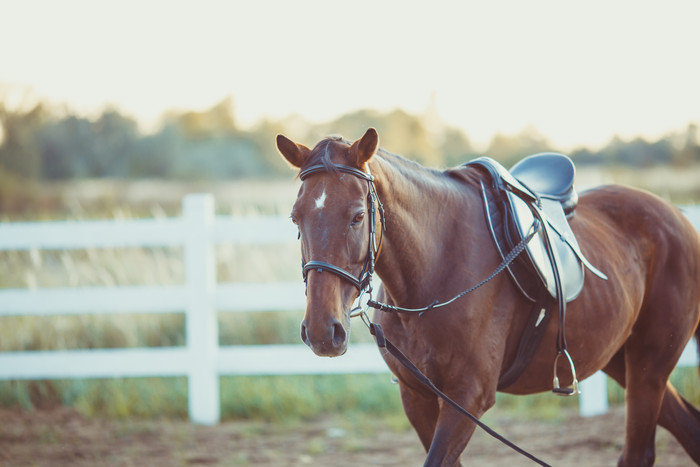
xmin=2 ymin=0 xmax=699 ymax=150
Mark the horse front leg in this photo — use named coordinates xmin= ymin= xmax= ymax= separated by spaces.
xmin=423 ymin=385 xmax=496 ymax=467
xmin=397 ymin=378 xmax=440 ymax=453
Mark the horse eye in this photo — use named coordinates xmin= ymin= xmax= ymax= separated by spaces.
xmin=351 ymin=212 xmax=365 ymax=226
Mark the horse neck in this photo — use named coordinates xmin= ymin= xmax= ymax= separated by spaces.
xmin=369 ymin=153 xmax=482 ymax=306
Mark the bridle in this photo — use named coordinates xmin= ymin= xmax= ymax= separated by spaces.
xmin=298 ymin=163 xmax=385 ymax=296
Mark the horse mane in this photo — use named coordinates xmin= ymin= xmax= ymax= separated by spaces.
xmin=305 ymin=134 xmax=477 ymax=190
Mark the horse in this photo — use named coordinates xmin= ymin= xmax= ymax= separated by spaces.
xmin=276 ymin=127 xmax=700 ymax=466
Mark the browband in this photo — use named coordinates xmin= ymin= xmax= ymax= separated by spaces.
xmin=300 ymin=164 xmax=375 ymax=182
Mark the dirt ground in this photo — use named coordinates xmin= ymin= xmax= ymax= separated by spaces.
xmin=0 ymin=406 xmax=692 ymax=466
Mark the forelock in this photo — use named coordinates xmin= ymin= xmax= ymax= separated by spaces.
xmin=304 ymin=136 xmax=353 ymax=171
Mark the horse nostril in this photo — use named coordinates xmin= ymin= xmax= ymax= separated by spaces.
xmin=300 ymin=321 xmax=310 ymax=346
xmin=301 ymin=317 xmax=347 ymax=354
xmin=331 ymin=319 xmax=347 ymax=348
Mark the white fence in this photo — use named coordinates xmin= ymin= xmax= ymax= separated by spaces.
xmin=0 ymin=195 xmax=698 ymax=424
xmin=0 ymin=194 xmax=387 ymax=425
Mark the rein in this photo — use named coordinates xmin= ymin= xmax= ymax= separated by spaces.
xmin=359 ymin=313 xmax=551 ymax=466
xmin=298 ymin=161 xmax=551 ymax=466
xmin=366 ymin=224 xmax=538 ymax=315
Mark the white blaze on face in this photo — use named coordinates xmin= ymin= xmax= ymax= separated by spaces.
xmin=314 ymin=189 xmax=327 ymax=210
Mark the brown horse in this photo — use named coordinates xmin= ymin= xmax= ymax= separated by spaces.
xmin=276 ymin=128 xmax=700 ymax=466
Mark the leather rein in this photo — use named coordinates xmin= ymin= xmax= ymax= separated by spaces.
xmin=296 ymin=161 xmax=551 ymax=466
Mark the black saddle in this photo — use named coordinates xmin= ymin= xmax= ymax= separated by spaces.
xmin=467 ymin=153 xmax=605 ymax=302
xmin=465 ymin=153 xmax=607 ymax=394
xmin=510 ymin=153 xmax=578 ymax=213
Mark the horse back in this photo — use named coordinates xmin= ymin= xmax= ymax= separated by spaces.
xmin=573 ymin=184 xmax=700 ymax=337
xmin=576 ymin=184 xmax=700 ymax=268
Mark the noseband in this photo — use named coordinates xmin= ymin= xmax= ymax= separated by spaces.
xmin=298 ymin=163 xmax=384 ymax=293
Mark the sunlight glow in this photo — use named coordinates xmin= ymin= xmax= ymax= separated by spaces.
xmin=1 ymin=0 xmax=699 ymax=149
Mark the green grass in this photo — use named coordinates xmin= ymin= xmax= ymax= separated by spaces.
xmin=491 ymin=366 xmax=700 ymax=422
xmin=1 ymin=366 xmax=697 ymax=423
xmin=0 ymin=378 xmax=188 ymax=418
xmin=220 ymin=374 xmax=405 ymax=423
xmin=0 ymin=374 xmax=405 ymax=423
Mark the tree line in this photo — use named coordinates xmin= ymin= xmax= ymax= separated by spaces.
xmin=1 ymin=96 xmax=699 ymax=185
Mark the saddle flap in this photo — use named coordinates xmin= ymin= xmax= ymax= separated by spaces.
xmin=507 ymin=193 xmax=585 ymax=302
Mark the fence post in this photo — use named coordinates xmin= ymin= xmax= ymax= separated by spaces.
xmin=578 ymin=370 xmax=608 ymax=417
xmin=183 ymin=194 xmax=220 ymax=425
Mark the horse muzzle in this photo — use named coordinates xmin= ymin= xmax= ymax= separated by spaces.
xmin=300 ymin=315 xmax=349 ymax=357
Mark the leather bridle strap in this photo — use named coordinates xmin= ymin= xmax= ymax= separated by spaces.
xmin=298 ymin=163 xmax=384 ymax=293
xmin=300 ymin=164 xmax=375 ymax=183
xmin=303 ymin=261 xmax=363 ymax=290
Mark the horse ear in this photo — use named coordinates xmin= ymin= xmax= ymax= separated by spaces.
xmin=276 ymin=134 xmax=311 ymax=169
xmin=353 ymin=128 xmax=379 ymax=166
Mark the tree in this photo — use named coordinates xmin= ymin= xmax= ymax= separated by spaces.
xmin=39 ymin=110 xmax=139 ymax=179
xmin=313 ymin=109 xmax=443 ymax=167
xmin=90 ymin=110 xmax=139 ymax=176
xmin=599 ymin=136 xmax=673 ymax=167
xmin=168 ymin=97 xmax=236 ymax=140
xmin=441 ymin=127 xmax=477 ymax=167
xmin=0 ymin=103 xmax=48 ymax=179
xmin=485 ymin=126 xmax=553 ymax=166
xmin=674 ymin=123 xmax=700 ymax=165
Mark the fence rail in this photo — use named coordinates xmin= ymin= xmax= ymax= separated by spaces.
xmin=0 ymin=195 xmax=698 ymax=424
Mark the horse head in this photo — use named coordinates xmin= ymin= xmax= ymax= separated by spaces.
xmin=276 ymin=128 xmax=380 ymax=357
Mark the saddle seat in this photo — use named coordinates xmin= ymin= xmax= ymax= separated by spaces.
xmin=510 ymin=153 xmax=578 ymax=214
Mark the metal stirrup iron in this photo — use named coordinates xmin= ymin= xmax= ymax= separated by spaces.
xmin=552 ymin=349 xmax=580 ymax=396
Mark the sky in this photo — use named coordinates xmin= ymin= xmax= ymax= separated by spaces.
xmin=2 ymin=0 xmax=699 ymax=150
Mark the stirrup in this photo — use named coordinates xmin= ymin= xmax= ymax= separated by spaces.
xmin=552 ymin=349 xmax=580 ymax=396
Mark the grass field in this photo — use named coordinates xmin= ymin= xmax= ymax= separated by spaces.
xmin=1 ymin=166 xmax=699 ymax=422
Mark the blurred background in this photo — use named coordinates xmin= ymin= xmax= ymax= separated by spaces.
xmin=2 ymin=0 xmax=700 ymax=220
xmin=1 ymin=0 xmax=699 ymax=464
